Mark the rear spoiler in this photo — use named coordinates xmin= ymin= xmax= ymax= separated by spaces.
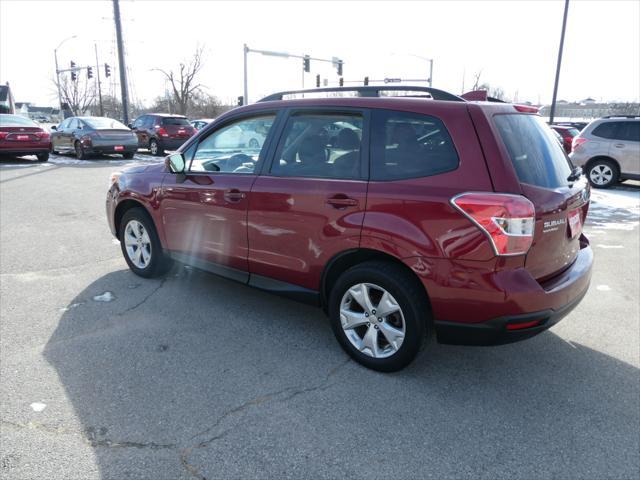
xmin=462 ymin=90 xmax=540 ymax=113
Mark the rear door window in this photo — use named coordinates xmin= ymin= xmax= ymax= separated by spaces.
xmin=592 ymin=122 xmax=623 ymax=140
xmin=370 ymin=110 xmax=459 ymax=181
xmin=494 ymin=114 xmax=572 ymax=189
xmin=618 ymin=122 xmax=640 ymax=142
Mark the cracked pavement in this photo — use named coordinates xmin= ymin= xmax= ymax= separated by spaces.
xmin=1 ymin=158 xmax=639 ymax=479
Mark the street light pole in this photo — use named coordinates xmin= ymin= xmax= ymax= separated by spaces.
xmin=429 ymin=59 xmax=433 ymax=87
xmin=549 ymin=0 xmax=570 ymax=124
xmin=54 ymin=35 xmax=76 ymax=121
xmin=94 ymin=43 xmax=104 ymax=117
xmin=243 ymin=44 xmax=248 ymax=105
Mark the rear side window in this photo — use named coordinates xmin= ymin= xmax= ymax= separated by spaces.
xmin=618 ymin=122 xmax=640 ymax=142
xmin=370 ymin=110 xmax=458 ymax=181
xmin=162 ymin=117 xmax=190 ymax=126
xmin=494 ymin=114 xmax=572 ymax=189
xmin=592 ymin=122 xmax=623 ymax=140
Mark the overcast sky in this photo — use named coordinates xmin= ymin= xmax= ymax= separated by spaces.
xmin=1 ymin=0 xmax=639 ymax=107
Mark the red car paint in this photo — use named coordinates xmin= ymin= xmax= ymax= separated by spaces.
xmin=0 ymin=114 xmax=51 ymax=159
xmin=107 ymin=94 xmax=592 ymax=346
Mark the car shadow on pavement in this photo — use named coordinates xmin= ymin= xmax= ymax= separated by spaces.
xmin=42 ymin=267 xmax=639 ymax=479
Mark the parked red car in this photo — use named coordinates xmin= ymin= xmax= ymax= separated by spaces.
xmin=0 ymin=114 xmax=51 ymax=161
xmin=550 ymin=124 xmax=580 ymax=154
xmin=129 ymin=113 xmax=195 ymax=156
xmin=106 ymin=86 xmax=593 ymax=372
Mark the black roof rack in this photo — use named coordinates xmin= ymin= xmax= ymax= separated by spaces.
xmin=258 ymin=86 xmax=465 ymax=103
xmin=603 ymin=115 xmax=640 ymax=119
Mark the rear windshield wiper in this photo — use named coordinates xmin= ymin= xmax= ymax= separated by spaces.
xmin=567 ymin=166 xmax=582 ymax=182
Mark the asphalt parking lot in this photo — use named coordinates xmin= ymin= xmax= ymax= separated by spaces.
xmin=1 ymin=154 xmax=638 ymax=480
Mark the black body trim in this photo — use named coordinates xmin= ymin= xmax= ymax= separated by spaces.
xmin=434 ymin=287 xmax=589 ymax=346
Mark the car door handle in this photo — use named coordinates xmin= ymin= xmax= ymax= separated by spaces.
xmin=326 ymin=195 xmax=358 ymax=208
xmin=224 ymin=189 xmax=246 ymax=202
xmin=614 ymin=144 xmax=625 ymax=148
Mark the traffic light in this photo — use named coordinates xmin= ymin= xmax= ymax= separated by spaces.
xmin=316 ymin=74 xmax=320 ymax=88
xmin=364 ymin=76 xmax=369 ymax=86
xmin=87 ymin=67 xmax=93 ymax=79
xmin=70 ymin=61 xmax=77 ymax=81
xmin=237 ymin=96 xmax=244 ymax=106
xmin=339 ymin=77 xmax=344 ymax=87
xmin=303 ymin=55 xmax=310 ymax=73
xmin=337 ymin=60 xmax=343 ymax=76
xmin=104 ymin=63 xmax=111 ymax=78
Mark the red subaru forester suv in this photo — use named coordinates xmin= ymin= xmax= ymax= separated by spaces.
xmin=106 ymin=86 xmax=593 ymax=372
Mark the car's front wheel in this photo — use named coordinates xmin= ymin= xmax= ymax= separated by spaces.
xmin=587 ymin=159 xmax=618 ymax=188
xmin=119 ymin=207 xmax=173 ymax=278
xmin=329 ymin=261 xmax=428 ymax=372
xmin=122 ymin=151 xmax=135 ymax=159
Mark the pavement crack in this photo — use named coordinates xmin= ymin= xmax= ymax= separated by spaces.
xmin=178 ymin=357 xmax=351 ymax=480
xmin=118 ymin=277 xmax=167 ymax=316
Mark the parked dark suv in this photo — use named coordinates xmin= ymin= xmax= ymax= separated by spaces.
xmin=107 ymin=86 xmax=593 ymax=372
xmin=130 ymin=113 xmax=195 ymax=156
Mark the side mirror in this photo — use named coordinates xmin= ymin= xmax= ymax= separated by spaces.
xmin=166 ymin=153 xmax=185 ymax=173
xmin=50 ymin=125 xmax=57 ymax=131
xmin=128 ymin=123 xmax=134 ymax=129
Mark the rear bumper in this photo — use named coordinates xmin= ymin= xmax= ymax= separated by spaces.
xmin=159 ymin=137 xmax=189 ymax=151
xmin=86 ymin=145 xmax=137 ymax=155
xmin=0 ymin=145 xmax=50 ymax=156
xmin=430 ymin=237 xmax=593 ymax=346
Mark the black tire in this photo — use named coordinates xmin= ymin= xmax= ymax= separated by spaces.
xmin=122 ymin=151 xmax=135 ymax=159
xmin=74 ymin=141 xmax=87 ymax=160
xmin=119 ymin=207 xmax=173 ymax=278
xmin=149 ymin=138 xmax=163 ymax=156
xmin=586 ymin=159 xmax=618 ymax=189
xmin=37 ymin=152 xmax=49 ymax=162
xmin=328 ymin=261 xmax=429 ymax=372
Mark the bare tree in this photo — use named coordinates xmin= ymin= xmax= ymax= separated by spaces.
xmin=471 ymin=71 xmax=483 ymax=91
xmin=154 ymin=46 xmax=205 ymax=115
xmin=607 ymin=102 xmax=640 ymax=116
xmin=53 ymin=74 xmax=96 ymax=116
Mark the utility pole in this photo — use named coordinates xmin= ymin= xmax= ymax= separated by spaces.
xmin=94 ymin=43 xmax=104 ymax=117
xmin=549 ymin=0 xmax=570 ymax=124
xmin=113 ymin=0 xmax=130 ymax=124
xmin=428 ymin=59 xmax=433 ymax=87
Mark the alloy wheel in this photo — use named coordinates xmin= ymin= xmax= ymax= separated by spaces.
xmin=339 ymin=283 xmax=406 ymax=359
xmin=589 ymin=164 xmax=613 ymax=186
xmin=124 ymin=220 xmax=152 ymax=269
xmin=150 ymin=140 xmax=158 ymax=155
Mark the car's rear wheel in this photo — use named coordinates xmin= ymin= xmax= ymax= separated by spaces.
xmin=74 ymin=141 xmax=87 ymax=160
xmin=122 ymin=152 xmax=135 ymax=159
xmin=119 ymin=208 xmax=172 ymax=278
xmin=587 ymin=159 xmax=618 ymax=188
xmin=37 ymin=152 xmax=49 ymax=162
xmin=149 ymin=139 xmax=163 ymax=156
xmin=328 ymin=261 xmax=428 ymax=372
xmin=248 ymin=138 xmax=260 ymax=148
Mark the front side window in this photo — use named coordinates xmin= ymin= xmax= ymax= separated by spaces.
xmin=271 ymin=113 xmax=363 ymax=179
xmin=189 ymin=115 xmax=275 ymax=174
xmin=370 ymin=110 xmax=459 ymax=181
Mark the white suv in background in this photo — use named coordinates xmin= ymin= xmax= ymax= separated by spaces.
xmin=569 ymin=116 xmax=640 ymax=188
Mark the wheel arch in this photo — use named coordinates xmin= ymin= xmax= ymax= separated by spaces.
xmin=585 ymin=155 xmax=620 ymax=175
xmin=320 ymin=248 xmax=433 ymax=322
xmin=114 ymin=199 xmax=154 ymax=239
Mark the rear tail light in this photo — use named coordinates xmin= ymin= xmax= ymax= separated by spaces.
xmin=506 ymin=319 xmax=542 ymax=330
xmin=572 ymin=137 xmax=588 ymax=152
xmin=0 ymin=131 xmax=8 ymax=139
xmin=451 ymin=193 xmax=535 ymax=256
xmin=35 ymin=131 xmax=50 ymax=140
xmin=157 ymin=127 xmax=169 ymax=137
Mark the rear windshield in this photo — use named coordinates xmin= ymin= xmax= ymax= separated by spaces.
xmin=0 ymin=114 xmax=37 ymax=127
xmin=83 ymin=117 xmax=128 ymax=130
xmin=161 ymin=117 xmax=190 ymax=126
xmin=495 ymin=114 xmax=572 ymax=189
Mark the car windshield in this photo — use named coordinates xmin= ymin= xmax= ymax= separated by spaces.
xmin=162 ymin=117 xmax=190 ymax=126
xmin=83 ymin=117 xmax=128 ymax=130
xmin=495 ymin=114 xmax=573 ymax=189
xmin=0 ymin=114 xmax=37 ymax=127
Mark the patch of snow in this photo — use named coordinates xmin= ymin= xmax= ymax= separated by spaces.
xmin=596 ymin=285 xmax=612 ymax=292
xmin=596 ymin=244 xmax=624 ymax=249
xmin=30 ymin=402 xmax=47 ymax=412
xmin=59 ymin=302 xmax=83 ymax=312
xmin=112 ymin=238 xmax=121 ymax=245
xmin=93 ymin=291 xmax=115 ymax=302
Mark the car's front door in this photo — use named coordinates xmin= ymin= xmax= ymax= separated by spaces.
xmin=52 ymin=118 xmax=71 ymax=151
xmin=159 ymin=113 xmax=278 ymax=280
xmin=248 ymin=109 xmax=369 ymax=291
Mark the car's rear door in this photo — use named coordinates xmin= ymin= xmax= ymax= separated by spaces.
xmin=615 ymin=121 xmax=640 ymax=176
xmin=158 ymin=112 xmax=278 ymax=279
xmin=247 ymin=108 xmax=369 ymax=291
